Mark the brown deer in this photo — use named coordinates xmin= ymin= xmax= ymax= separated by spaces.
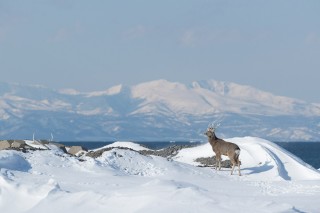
xmin=205 ymin=124 xmax=241 ymax=176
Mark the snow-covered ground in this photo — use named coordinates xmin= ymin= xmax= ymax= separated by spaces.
xmin=1 ymin=137 xmax=320 ymax=213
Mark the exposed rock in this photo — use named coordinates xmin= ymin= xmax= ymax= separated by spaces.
xmin=87 ymin=144 xmax=198 ymax=159
xmin=86 ymin=147 xmax=134 ymax=158
xmin=24 ymin=140 xmax=49 ymax=150
xmin=0 ymin=140 xmax=67 ymax=153
xmin=48 ymin=142 xmax=65 ymax=148
xmin=139 ymin=145 xmax=194 ymax=158
xmin=38 ymin=140 xmax=63 ymax=147
xmin=10 ymin=140 xmax=26 ymax=148
xmin=86 ymin=144 xmax=233 ymax=168
xmin=68 ymin=146 xmax=88 ymax=156
xmin=195 ymin=156 xmax=232 ymax=168
xmin=0 ymin=140 xmax=11 ymax=150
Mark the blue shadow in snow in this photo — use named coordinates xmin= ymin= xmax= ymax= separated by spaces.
xmin=242 ymin=162 xmax=274 ymax=175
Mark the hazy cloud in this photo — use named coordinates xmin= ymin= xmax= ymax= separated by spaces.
xmin=122 ymin=25 xmax=147 ymax=40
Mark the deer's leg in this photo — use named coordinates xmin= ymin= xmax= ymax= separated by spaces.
xmin=231 ymin=163 xmax=235 ymax=175
xmin=238 ymin=160 xmax=241 ymax=176
xmin=215 ymin=155 xmax=220 ymax=170
xmin=215 ymin=158 xmax=218 ymax=170
xmin=217 ymin=155 xmax=222 ymax=170
xmin=230 ymin=158 xmax=236 ymax=175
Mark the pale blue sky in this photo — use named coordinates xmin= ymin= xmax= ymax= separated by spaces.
xmin=1 ymin=0 xmax=320 ymax=102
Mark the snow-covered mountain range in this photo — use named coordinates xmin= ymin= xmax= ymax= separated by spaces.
xmin=0 ymin=79 xmax=320 ymax=141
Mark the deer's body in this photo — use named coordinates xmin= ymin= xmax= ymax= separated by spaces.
xmin=205 ymin=128 xmax=241 ymax=176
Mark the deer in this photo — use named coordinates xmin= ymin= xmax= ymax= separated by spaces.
xmin=204 ymin=123 xmax=241 ymax=176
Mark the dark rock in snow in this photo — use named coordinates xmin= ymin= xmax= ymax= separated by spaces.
xmin=195 ymin=156 xmax=232 ymax=168
xmin=67 ymin=146 xmax=88 ymax=156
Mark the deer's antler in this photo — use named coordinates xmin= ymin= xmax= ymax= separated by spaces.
xmin=208 ymin=119 xmax=222 ymax=132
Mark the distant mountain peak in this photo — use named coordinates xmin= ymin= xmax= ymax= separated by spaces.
xmin=106 ymin=84 xmax=123 ymax=95
xmin=59 ymin=88 xmax=82 ymax=95
xmin=86 ymin=84 xmax=124 ymax=97
xmin=191 ymin=80 xmax=231 ymax=95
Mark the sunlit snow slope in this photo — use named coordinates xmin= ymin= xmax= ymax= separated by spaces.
xmin=174 ymin=137 xmax=320 ymax=181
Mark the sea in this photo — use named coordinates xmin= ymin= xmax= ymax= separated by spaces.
xmin=62 ymin=141 xmax=320 ymax=170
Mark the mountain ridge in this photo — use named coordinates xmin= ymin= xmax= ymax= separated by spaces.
xmin=0 ymin=80 xmax=319 ymax=141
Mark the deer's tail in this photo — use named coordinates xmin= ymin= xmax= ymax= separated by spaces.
xmin=235 ymin=148 xmax=241 ymax=164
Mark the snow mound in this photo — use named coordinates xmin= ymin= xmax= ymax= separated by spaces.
xmin=96 ymin=148 xmax=165 ymax=176
xmin=0 ymin=151 xmax=31 ymax=172
xmin=93 ymin=141 xmax=150 ymax=151
xmin=174 ymin=137 xmax=320 ymax=181
xmin=0 ymin=176 xmax=60 ymax=212
xmin=230 ymin=137 xmax=320 ymax=181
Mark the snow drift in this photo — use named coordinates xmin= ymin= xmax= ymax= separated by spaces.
xmin=0 ymin=137 xmax=320 ymax=213
xmin=174 ymin=137 xmax=320 ymax=181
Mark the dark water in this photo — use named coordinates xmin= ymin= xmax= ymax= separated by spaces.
xmin=275 ymin=142 xmax=320 ymax=170
xmin=62 ymin=141 xmax=320 ymax=169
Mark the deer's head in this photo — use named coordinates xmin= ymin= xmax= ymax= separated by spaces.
xmin=204 ymin=122 xmax=220 ymax=138
xmin=204 ymin=127 xmax=214 ymax=137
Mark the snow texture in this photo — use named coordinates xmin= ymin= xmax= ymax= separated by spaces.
xmin=1 ymin=137 xmax=320 ymax=213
